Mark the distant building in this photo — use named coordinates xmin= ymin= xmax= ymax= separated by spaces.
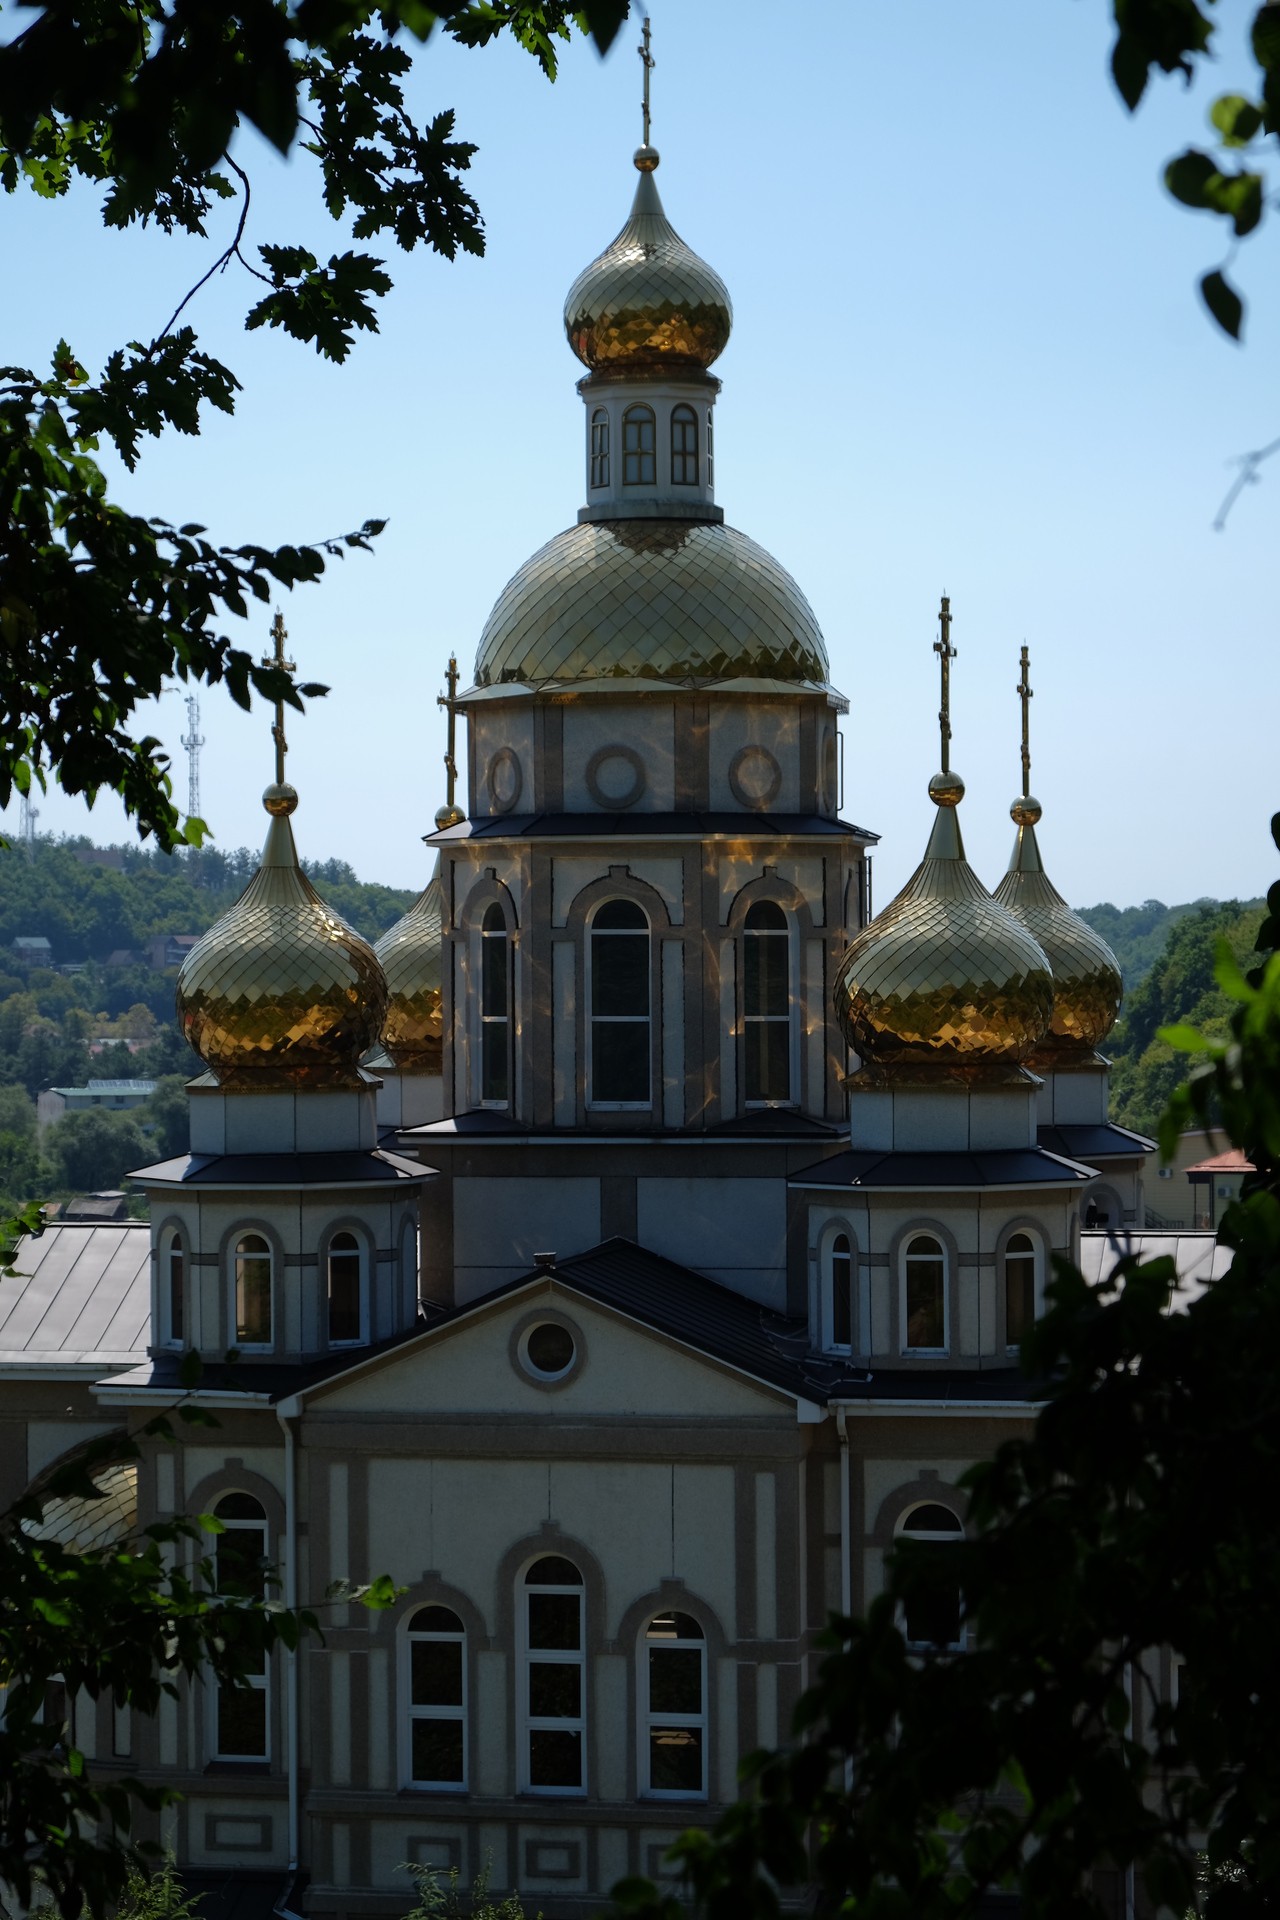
xmin=11 ymin=935 xmax=53 ymax=962
xmin=1147 ymin=1127 xmax=1250 ymax=1227
xmin=37 ymin=1079 xmax=158 ymax=1131
xmin=147 ymin=933 xmax=200 ymax=969
xmin=59 ymin=1191 xmax=131 ymax=1223
xmin=105 ymin=948 xmax=142 ymax=969
xmin=72 ymin=847 xmax=126 ymax=871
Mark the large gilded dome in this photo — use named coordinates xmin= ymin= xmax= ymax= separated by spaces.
xmin=564 ymin=153 xmax=732 ymax=374
xmin=375 ymin=876 xmax=443 ymax=1072
xmin=994 ymin=804 xmax=1122 ymax=1062
xmin=834 ymin=783 xmax=1054 ymax=1076
xmin=177 ymin=788 xmax=387 ymax=1088
xmin=474 ymin=518 xmax=829 ymax=689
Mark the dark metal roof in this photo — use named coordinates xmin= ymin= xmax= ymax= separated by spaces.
xmin=831 ymin=1366 xmax=1038 ymax=1406
xmin=427 ymin=810 xmax=879 ymax=844
xmin=1038 ymin=1122 xmax=1155 ymax=1161
xmin=99 ymin=1318 xmax=431 ymax=1401
xmin=789 ymin=1146 xmax=1097 ymax=1191
xmin=0 ymin=1222 xmax=150 ymax=1369
xmin=128 ymin=1147 xmax=435 ymax=1187
xmin=405 ymin=1109 xmax=839 ymax=1143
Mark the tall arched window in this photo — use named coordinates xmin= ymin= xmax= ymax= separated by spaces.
xmin=521 ymin=1555 xmax=585 ymax=1794
xmin=233 ymin=1234 xmax=272 ymax=1348
xmin=405 ymin=1604 xmax=466 ymax=1789
xmin=164 ymin=1230 xmax=185 ymax=1347
xmin=742 ymin=900 xmax=791 ymax=1103
xmin=212 ymin=1492 xmax=269 ymax=1759
xmin=622 ymin=404 xmax=656 ymax=486
xmin=590 ymin=407 xmax=609 ymax=489
xmin=480 ymin=904 xmax=509 ymax=1105
xmin=901 ymin=1233 xmax=947 ymax=1354
xmin=706 ymin=409 xmax=714 ymax=487
xmin=828 ymin=1232 xmax=853 ymax=1351
xmin=670 ymin=404 xmax=699 ymax=486
xmin=1004 ymin=1231 xmax=1037 ymax=1349
xmin=589 ymin=900 xmax=650 ymax=1106
xmin=898 ymin=1502 xmax=964 ymax=1650
xmin=642 ymin=1611 xmax=706 ymax=1798
xmin=327 ymin=1231 xmax=363 ymax=1346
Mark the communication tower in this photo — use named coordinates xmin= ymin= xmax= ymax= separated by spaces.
xmin=180 ymin=693 xmax=205 ymax=821
xmin=19 ymin=792 xmax=39 ymax=852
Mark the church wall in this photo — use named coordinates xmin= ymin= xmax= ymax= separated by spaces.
xmin=560 ymin=705 xmax=678 ymax=813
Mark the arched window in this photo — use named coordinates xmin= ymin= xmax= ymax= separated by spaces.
xmin=898 ymin=1502 xmax=964 ymax=1650
xmin=1004 ymin=1231 xmax=1037 ymax=1349
xmin=706 ymin=409 xmax=714 ymax=488
xmin=164 ymin=1229 xmax=185 ymax=1347
xmin=670 ymin=404 xmax=699 ymax=486
xmin=743 ymin=900 xmax=791 ymax=1103
xmin=642 ymin=1611 xmax=706 ymax=1798
xmin=212 ymin=1492 xmax=269 ymax=1759
xmin=590 ymin=407 xmax=609 ymax=489
xmin=405 ymin=1604 xmax=466 ymax=1789
xmin=622 ymin=404 xmax=656 ymax=486
xmin=233 ymin=1234 xmax=272 ymax=1348
xmin=901 ymin=1233 xmax=947 ymax=1354
xmin=327 ymin=1231 xmax=363 ymax=1346
xmin=589 ymin=900 xmax=650 ymax=1106
xmin=480 ymin=903 xmax=509 ymax=1105
xmin=521 ymin=1555 xmax=585 ymax=1794
xmin=828 ymin=1232 xmax=853 ymax=1351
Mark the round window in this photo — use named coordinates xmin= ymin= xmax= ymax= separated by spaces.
xmin=523 ymin=1321 xmax=576 ymax=1379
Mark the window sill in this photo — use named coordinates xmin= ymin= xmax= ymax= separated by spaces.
xmin=204 ymin=1759 xmax=271 ymax=1776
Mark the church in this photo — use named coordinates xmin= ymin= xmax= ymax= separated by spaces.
xmin=0 ymin=104 xmax=1171 ymax=1920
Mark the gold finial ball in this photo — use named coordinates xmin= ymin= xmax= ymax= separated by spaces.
xmin=633 ymin=144 xmax=660 ymax=171
xmin=263 ymin=782 xmax=299 ymax=817
xmin=1011 ymin=794 xmax=1043 ymax=827
xmin=434 ymin=802 xmax=466 ymax=832
xmin=928 ymin=770 xmax=965 ymax=809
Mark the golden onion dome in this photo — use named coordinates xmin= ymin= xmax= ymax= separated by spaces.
xmin=564 ymin=150 xmax=732 ymax=374
xmin=176 ymin=785 xmax=387 ymax=1088
xmin=474 ymin=518 xmax=829 ymax=689
xmin=374 ymin=875 xmax=444 ymax=1073
xmin=993 ymin=800 xmax=1123 ymax=1062
xmin=833 ymin=776 xmax=1054 ymax=1077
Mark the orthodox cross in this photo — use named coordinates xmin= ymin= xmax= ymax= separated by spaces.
xmin=1017 ymin=643 xmax=1033 ymax=798
xmin=437 ymin=655 xmax=461 ymax=816
xmin=638 ymin=15 xmax=655 ymax=147
xmin=263 ymin=609 xmax=295 ymax=784
xmin=933 ymin=594 xmax=957 ymax=774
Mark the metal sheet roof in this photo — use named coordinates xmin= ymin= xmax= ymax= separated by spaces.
xmin=1038 ymin=1122 xmax=1155 ymax=1161
xmin=0 ymin=1223 xmax=150 ymax=1369
xmin=129 ymin=1148 xmax=435 ymax=1188
xmin=789 ymin=1146 xmax=1096 ymax=1191
xmin=428 ymin=810 xmax=879 ymax=845
xmin=1077 ymin=1228 xmax=1232 ymax=1306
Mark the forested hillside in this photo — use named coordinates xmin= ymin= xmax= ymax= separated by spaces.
xmin=1089 ymin=900 xmax=1266 ymax=1137
xmin=1075 ymin=896 xmax=1262 ymax=990
xmin=0 ymin=837 xmax=415 ymax=1218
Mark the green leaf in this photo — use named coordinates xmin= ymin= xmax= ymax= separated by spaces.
xmin=1210 ymin=92 xmax=1264 ymax=145
xmin=1158 ymin=1022 xmax=1211 ymax=1053
xmin=1200 ymin=268 xmax=1243 ymax=339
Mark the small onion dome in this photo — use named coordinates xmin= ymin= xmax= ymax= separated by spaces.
xmin=475 ymin=519 xmax=828 ymax=689
xmin=993 ymin=798 xmax=1123 ymax=1063
xmin=375 ymin=876 xmax=444 ymax=1073
xmin=176 ymin=784 xmax=387 ymax=1088
xmin=833 ymin=774 xmax=1054 ymax=1076
xmin=564 ymin=150 xmax=732 ymax=374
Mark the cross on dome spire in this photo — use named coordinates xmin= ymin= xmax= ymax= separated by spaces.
xmin=435 ymin=654 xmax=465 ymax=831
xmin=262 ymin=609 xmax=299 ymax=817
xmin=933 ymin=594 xmax=957 ymax=776
xmin=1017 ymin=643 xmax=1033 ymax=799
xmin=638 ymin=15 xmax=655 ymax=151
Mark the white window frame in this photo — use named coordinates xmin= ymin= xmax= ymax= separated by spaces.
xmin=586 ymin=900 xmax=652 ymax=1112
xmin=230 ymin=1232 xmax=274 ymax=1353
xmin=824 ymin=1229 xmax=854 ymax=1353
xmin=402 ymin=1604 xmax=467 ymax=1792
xmin=1002 ymin=1229 xmax=1041 ymax=1351
xmin=518 ymin=1560 xmax=587 ymax=1797
xmin=210 ymin=1494 xmax=270 ymax=1762
xmin=899 ymin=1231 xmax=949 ymax=1356
xmin=896 ymin=1501 xmax=965 ymax=1652
xmin=670 ymin=404 xmax=699 ymax=487
xmin=622 ymin=403 xmax=656 ymax=487
xmin=639 ymin=1612 xmax=707 ymax=1800
xmin=162 ymin=1227 xmax=186 ymax=1349
xmin=476 ymin=903 xmax=511 ymax=1110
xmin=589 ymin=407 xmax=610 ymax=490
xmin=324 ymin=1228 xmax=367 ymax=1349
xmin=741 ymin=901 xmax=797 ymax=1109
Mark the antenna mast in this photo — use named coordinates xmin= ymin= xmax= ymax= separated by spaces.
xmin=19 ymin=792 xmax=39 ymax=853
xmin=180 ymin=693 xmax=205 ymax=821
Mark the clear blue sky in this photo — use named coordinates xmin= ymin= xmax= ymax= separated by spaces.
xmin=3 ymin=0 xmax=1276 ymax=910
